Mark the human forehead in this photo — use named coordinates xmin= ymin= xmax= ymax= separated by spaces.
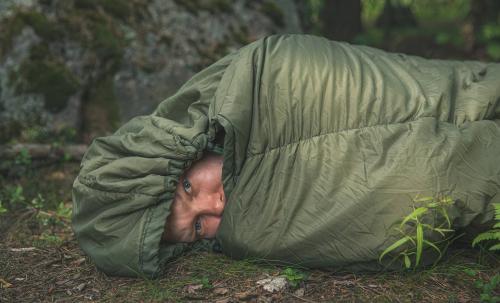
xmin=184 ymin=154 xmax=221 ymax=180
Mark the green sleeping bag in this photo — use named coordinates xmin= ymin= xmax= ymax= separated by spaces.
xmin=72 ymin=35 xmax=500 ymax=277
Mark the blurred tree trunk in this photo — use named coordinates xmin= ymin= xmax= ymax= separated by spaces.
xmin=320 ymin=0 xmax=362 ymax=42
xmin=375 ymin=0 xmax=417 ymax=30
xmin=468 ymin=0 xmax=500 ymax=49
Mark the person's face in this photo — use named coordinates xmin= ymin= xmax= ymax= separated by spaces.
xmin=164 ymin=154 xmax=225 ymax=243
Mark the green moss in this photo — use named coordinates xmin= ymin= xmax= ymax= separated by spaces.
xmin=232 ymin=25 xmax=251 ymax=45
xmin=0 ymin=14 xmax=27 ymax=58
xmin=75 ymin=0 xmax=131 ymax=21
xmin=0 ymin=10 xmax=62 ymax=59
xmin=28 ymin=42 xmax=51 ymax=61
xmin=18 ymin=11 xmax=63 ymax=42
xmin=173 ymin=0 xmax=233 ymax=15
xmin=14 ymin=58 xmax=80 ymax=113
xmin=84 ymin=76 xmax=120 ymax=135
xmin=89 ymin=21 xmax=124 ymax=67
xmin=260 ymin=1 xmax=284 ymax=27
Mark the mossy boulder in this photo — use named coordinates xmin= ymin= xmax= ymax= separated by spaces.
xmin=14 ymin=57 xmax=80 ymax=113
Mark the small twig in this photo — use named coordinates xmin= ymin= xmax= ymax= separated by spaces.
xmin=9 ymin=247 xmax=36 ymax=252
xmin=287 ymin=292 xmax=316 ymax=303
xmin=0 ymin=143 xmax=87 ymax=161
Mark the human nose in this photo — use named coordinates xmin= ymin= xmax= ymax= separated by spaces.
xmin=200 ymin=192 xmax=225 ymax=216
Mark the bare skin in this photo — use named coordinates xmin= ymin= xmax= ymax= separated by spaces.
xmin=163 ymin=153 xmax=225 ymax=243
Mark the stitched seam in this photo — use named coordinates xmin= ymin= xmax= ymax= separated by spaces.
xmin=76 ymin=178 xmax=165 ymax=197
xmin=138 ymin=207 xmax=151 ymax=273
xmin=248 ymin=116 xmax=435 ymax=158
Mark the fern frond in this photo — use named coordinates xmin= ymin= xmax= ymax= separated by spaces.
xmin=489 ymin=243 xmax=500 ymax=251
xmin=472 ymin=230 xmax=500 ymax=247
xmin=494 ymin=203 xmax=500 ymax=219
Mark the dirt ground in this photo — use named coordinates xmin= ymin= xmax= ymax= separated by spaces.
xmin=0 ymin=162 xmax=499 ymax=302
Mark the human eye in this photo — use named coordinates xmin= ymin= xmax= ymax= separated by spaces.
xmin=182 ymin=178 xmax=192 ymax=194
xmin=194 ymin=218 xmax=202 ymax=236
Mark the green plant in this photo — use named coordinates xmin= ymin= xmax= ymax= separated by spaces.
xmin=282 ymin=267 xmax=307 ymax=288
xmin=0 ymin=201 xmax=8 ymax=214
xmin=198 ymin=276 xmax=212 ymax=289
xmin=15 ymin=148 xmax=32 ymax=166
xmin=464 ymin=269 xmax=500 ymax=303
xmin=1 ymin=185 xmax=27 ymax=210
xmin=379 ymin=195 xmax=456 ymax=270
xmin=472 ymin=203 xmax=500 ymax=251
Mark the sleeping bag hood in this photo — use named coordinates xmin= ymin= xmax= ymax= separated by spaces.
xmin=73 ymin=35 xmax=500 ymax=278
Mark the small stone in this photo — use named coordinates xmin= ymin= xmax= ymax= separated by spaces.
xmin=75 ymin=283 xmax=86 ymax=292
xmin=185 ymin=284 xmax=203 ymax=294
xmin=256 ymin=277 xmax=288 ymax=293
xmin=293 ymin=288 xmax=305 ymax=297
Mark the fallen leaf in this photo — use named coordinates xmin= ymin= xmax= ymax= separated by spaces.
xmin=0 ymin=278 xmax=12 ymax=288
xmin=185 ymin=284 xmax=203 ymax=294
xmin=213 ymin=287 xmax=229 ymax=295
xmin=234 ymin=291 xmax=256 ymax=301
xmin=215 ymin=299 xmax=231 ymax=303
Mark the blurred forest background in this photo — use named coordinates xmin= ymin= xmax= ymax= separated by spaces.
xmin=0 ymin=0 xmax=499 ymax=146
xmin=1 ymin=1 xmax=500 ymax=302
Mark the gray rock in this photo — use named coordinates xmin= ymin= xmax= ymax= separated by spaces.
xmin=0 ymin=0 xmax=303 ymax=141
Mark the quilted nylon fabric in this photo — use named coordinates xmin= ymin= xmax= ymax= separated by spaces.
xmin=73 ymin=34 xmax=500 ymax=277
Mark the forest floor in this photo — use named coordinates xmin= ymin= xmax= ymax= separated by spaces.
xmin=0 ymin=161 xmax=498 ymax=303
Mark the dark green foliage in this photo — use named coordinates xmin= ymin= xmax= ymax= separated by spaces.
xmin=0 ymin=13 xmax=28 ymax=58
xmin=18 ymin=11 xmax=62 ymax=42
xmin=173 ymin=0 xmax=233 ymax=15
xmin=14 ymin=58 xmax=80 ymax=113
xmin=90 ymin=21 xmax=124 ymax=64
xmin=85 ymin=75 xmax=121 ymax=131
xmin=282 ymin=267 xmax=307 ymax=288
xmin=74 ymin=0 xmax=132 ymax=21
xmin=259 ymin=1 xmax=284 ymax=27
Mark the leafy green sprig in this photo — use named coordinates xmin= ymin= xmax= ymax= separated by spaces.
xmin=379 ymin=195 xmax=456 ymax=270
